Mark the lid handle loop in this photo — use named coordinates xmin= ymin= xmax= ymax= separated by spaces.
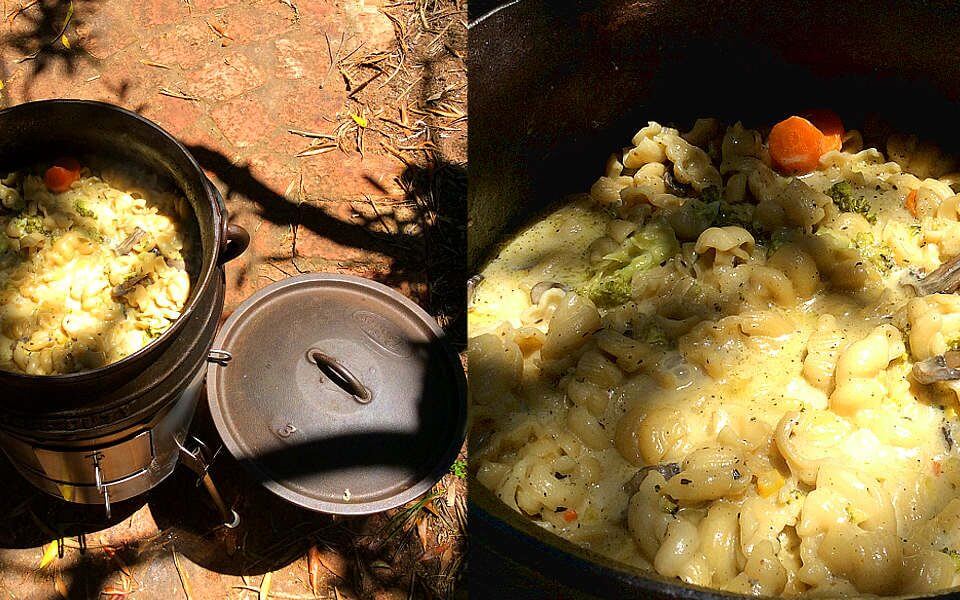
xmin=307 ymin=350 xmax=372 ymax=404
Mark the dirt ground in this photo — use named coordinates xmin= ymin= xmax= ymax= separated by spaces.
xmin=0 ymin=0 xmax=466 ymax=598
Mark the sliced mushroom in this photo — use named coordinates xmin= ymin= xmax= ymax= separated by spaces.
xmin=165 ymin=256 xmax=186 ymax=271
xmin=115 ymin=227 xmax=148 ymax=255
xmin=912 ymin=351 xmax=960 ymax=384
xmin=903 ymin=253 xmax=960 ymax=296
xmin=530 ymin=281 xmax=569 ymax=304
xmin=112 ymin=272 xmax=152 ymax=298
xmin=663 ymin=168 xmax=692 ymax=197
xmin=467 ymin=274 xmax=483 ymax=308
xmin=623 ymin=462 xmax=681 ymax=496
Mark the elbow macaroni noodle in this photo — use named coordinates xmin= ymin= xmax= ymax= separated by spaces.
xmin=0 ymin=160 xmax=194 ymax=375
xmin=470 ymin=118 xmax=960 ymax=596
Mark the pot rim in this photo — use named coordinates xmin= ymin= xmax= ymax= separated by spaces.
xmin=0 ymin=98 xmax=224 ymax=383
xmin=473 ymin=483 xmax=960 ymax=599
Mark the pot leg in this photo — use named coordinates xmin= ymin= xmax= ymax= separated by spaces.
xmin=177 ymin=437 xmax=240 ymax=529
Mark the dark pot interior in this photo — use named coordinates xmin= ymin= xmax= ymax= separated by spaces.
xmin=469 ymin=1 xmax=960 ymax=597
xmin=0 ymin=100 xmax=242 ymax=436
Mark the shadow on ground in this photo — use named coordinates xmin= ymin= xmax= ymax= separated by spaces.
xmin=187 ymin=144 xmax=466 ymax=347
xmin=2 ymin=0 xmax=102 ymax=103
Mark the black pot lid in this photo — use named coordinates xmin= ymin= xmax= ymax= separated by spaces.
xmin=206 ymin=274 xmax=466 ymax=515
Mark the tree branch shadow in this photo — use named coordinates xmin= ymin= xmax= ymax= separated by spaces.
xmin=3 ymin=0 xmax=102 ymax=99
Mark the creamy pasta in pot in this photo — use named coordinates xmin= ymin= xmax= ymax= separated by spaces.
xmin=0 ymin=158 xmax=195 ymax=375
xmin=470 ymin=114 xmax=960 ymax=596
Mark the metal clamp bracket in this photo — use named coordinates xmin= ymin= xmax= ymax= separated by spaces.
xmin=177 ymin=436 xmax=240 ymax=529
xmin=87 ymin=451 xmax=111 ymax=519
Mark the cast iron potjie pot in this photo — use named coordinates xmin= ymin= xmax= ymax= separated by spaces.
xmin=0 ymin=100 xmax=249 ymax=506
xmin=469 ymin=1 xmax=960 ymax=598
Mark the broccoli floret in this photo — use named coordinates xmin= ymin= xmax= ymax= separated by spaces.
xmin=692 ymin=198 xmax=720 ymax=226
xmin=580 ymin=270 xmax=634 ymax=307
xmin=74 ymin=200 xmax=95 ymax=219
xmin=942 ymin=548 xmax=960 ymax=573
xmin=638 ymin=320 xmax=668 ymax=346
xmin=11 ymin=214 xmax=44 ymax=235
xmin=77 ymin=226 xmax=103 ymax=243
xmin=853 ymin=232 xmax=896 ymax=273
xmin=828 ymin=181 xmax=875 ymax=221
xmin=767 ymin=228 xmax=794 ymax=254
xmin=700 ymin=185 xmax=722 ymax=204
xmin=579 ymin=221 xmax=679 ymax=307
xmin=946 ymin=336 xmax=960 ymax=352
xmin=715 ymin=202 xmax=755 ymax=230
xmin=146 ymin=323 xmax=167 ymax=339
xmin=696 ymin=185 xmax=762 ymax=235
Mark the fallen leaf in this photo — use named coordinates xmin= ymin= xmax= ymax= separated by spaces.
xmin=351 ymin=114 xmax=368 ymax=128
xmin=38 ymin=541 xmax=58 ymax=569
xmin=315 ymin=548 xmax=348 ymax=580
xmin=416 ymin=517 xmax=429 ymax=550
xmin=207 ymin=20 xmax=231 ymax=39
xmin=60 ymin=34 xmax=70 ymax=49
xmin=445 ymin=483 xmax=456 ymax=507
xmin=421 ymin=541 xmax=450 ymax=562
xmin=440 ymin=545 xmax=454 ymax=571
xmin=307 ymin=545 xmax=322 ymax=596
xmin=54 ymin=572 xmax=68 ymax=598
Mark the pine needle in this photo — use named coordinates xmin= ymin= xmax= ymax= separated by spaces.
xmin=296 ymin=142 xmax=337 ymax=157
xmin=139 ymin=59 xmax=171 ymax=69
xmin=259 ymin=571 xmax=273 ymax=600
xmin=172 ymin=549 xmax=193 ymax=600
xmin=288 ymin=129 xmax=337 ymax=140
xmin=159 ymin=87 xmax=200 ymax=101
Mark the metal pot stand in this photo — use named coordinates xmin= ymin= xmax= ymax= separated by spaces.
xmin=0 ymin=273 xmax=465 ymax=541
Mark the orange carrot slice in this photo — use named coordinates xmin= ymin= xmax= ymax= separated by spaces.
xmin=905 ymin=189 xmax=919 ymax=218
xmin=562 ymin=508 xmax=578 ymax=523
xmin=802 ymin=109 xmax=845 ymax=153
xmin=43 ymin=157 xmax=81 ymax=193
xmin=768 ymin=116 xmax=826 ymax=175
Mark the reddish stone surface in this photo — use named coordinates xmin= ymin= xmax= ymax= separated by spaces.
xmin=272 ymin=32 xmax=331 ymax=80
xmin=140 ymin=17 xmax=221 ymax=69
xmin=210 ymin=92 xmax=280 ymax=149
xmin=185 ymin=51 xmax=267 ymax=101
xmin=0 ymin=0 xmax=464 ymax=598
